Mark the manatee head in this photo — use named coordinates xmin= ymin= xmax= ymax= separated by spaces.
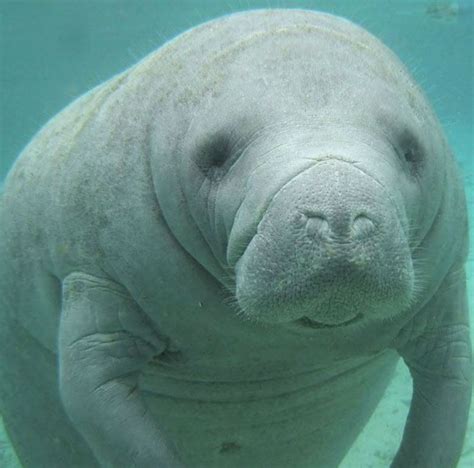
xmin=151 ymin=10 xmax=449 ymax=328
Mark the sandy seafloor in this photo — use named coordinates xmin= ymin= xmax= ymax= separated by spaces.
xmin=0 ymin=131 xmax=473 ymax=466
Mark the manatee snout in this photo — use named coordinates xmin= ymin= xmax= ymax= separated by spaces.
xmin=235 ymin=159 xmax=414 ymax=326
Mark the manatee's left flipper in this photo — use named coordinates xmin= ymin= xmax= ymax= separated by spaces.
xmin=392 ymin=267 xmax=472 ymax=468
xmin=59 ymin=272 xmax=183 ymax=468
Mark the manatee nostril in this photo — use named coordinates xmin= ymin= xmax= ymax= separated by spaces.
xmin=351 ymin=214 xmax=375 ymax=239
xmin=303 ymin=212 xmax=376 ymax=240
xmin=305 ymin=214 xmax=330 ymax=238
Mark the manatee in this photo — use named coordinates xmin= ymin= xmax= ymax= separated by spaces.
xmin=0 ymin=9 xmax=471 ymax=468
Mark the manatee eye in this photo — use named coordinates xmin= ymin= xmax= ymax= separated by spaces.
xmin=397 ymin=129 xmax=423 ymax=174
xmin=403 ymin=147 xmax=418 ymax=164
xmin=194 ymin=133 xmax=232 ymax=181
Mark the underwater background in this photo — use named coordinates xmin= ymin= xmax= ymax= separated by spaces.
xmin=0 ymin=0 xmax=472 ymax=466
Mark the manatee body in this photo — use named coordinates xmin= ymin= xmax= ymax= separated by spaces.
xmin=0 ymin=9 xmax=471 ymax=468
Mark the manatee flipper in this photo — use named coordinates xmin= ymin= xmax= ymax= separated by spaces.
xmin=59 ymin=272 xmax=182 ymax=467
xmin=393 ymin=267 xmax=472 ymax=468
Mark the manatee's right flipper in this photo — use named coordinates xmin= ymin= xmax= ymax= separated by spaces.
xmin=59 ymin=272 xmax=183 ymax=468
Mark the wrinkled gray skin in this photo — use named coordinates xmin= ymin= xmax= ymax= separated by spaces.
xmin=0 ymin=9 xmax=471 ymax=468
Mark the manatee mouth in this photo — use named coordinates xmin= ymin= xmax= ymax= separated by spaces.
xmin=293 ymin=313 xmax=363 ymax=329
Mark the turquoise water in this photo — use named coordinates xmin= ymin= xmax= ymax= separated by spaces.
xmin=0 ymin=1 xmax=472 ymax=466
